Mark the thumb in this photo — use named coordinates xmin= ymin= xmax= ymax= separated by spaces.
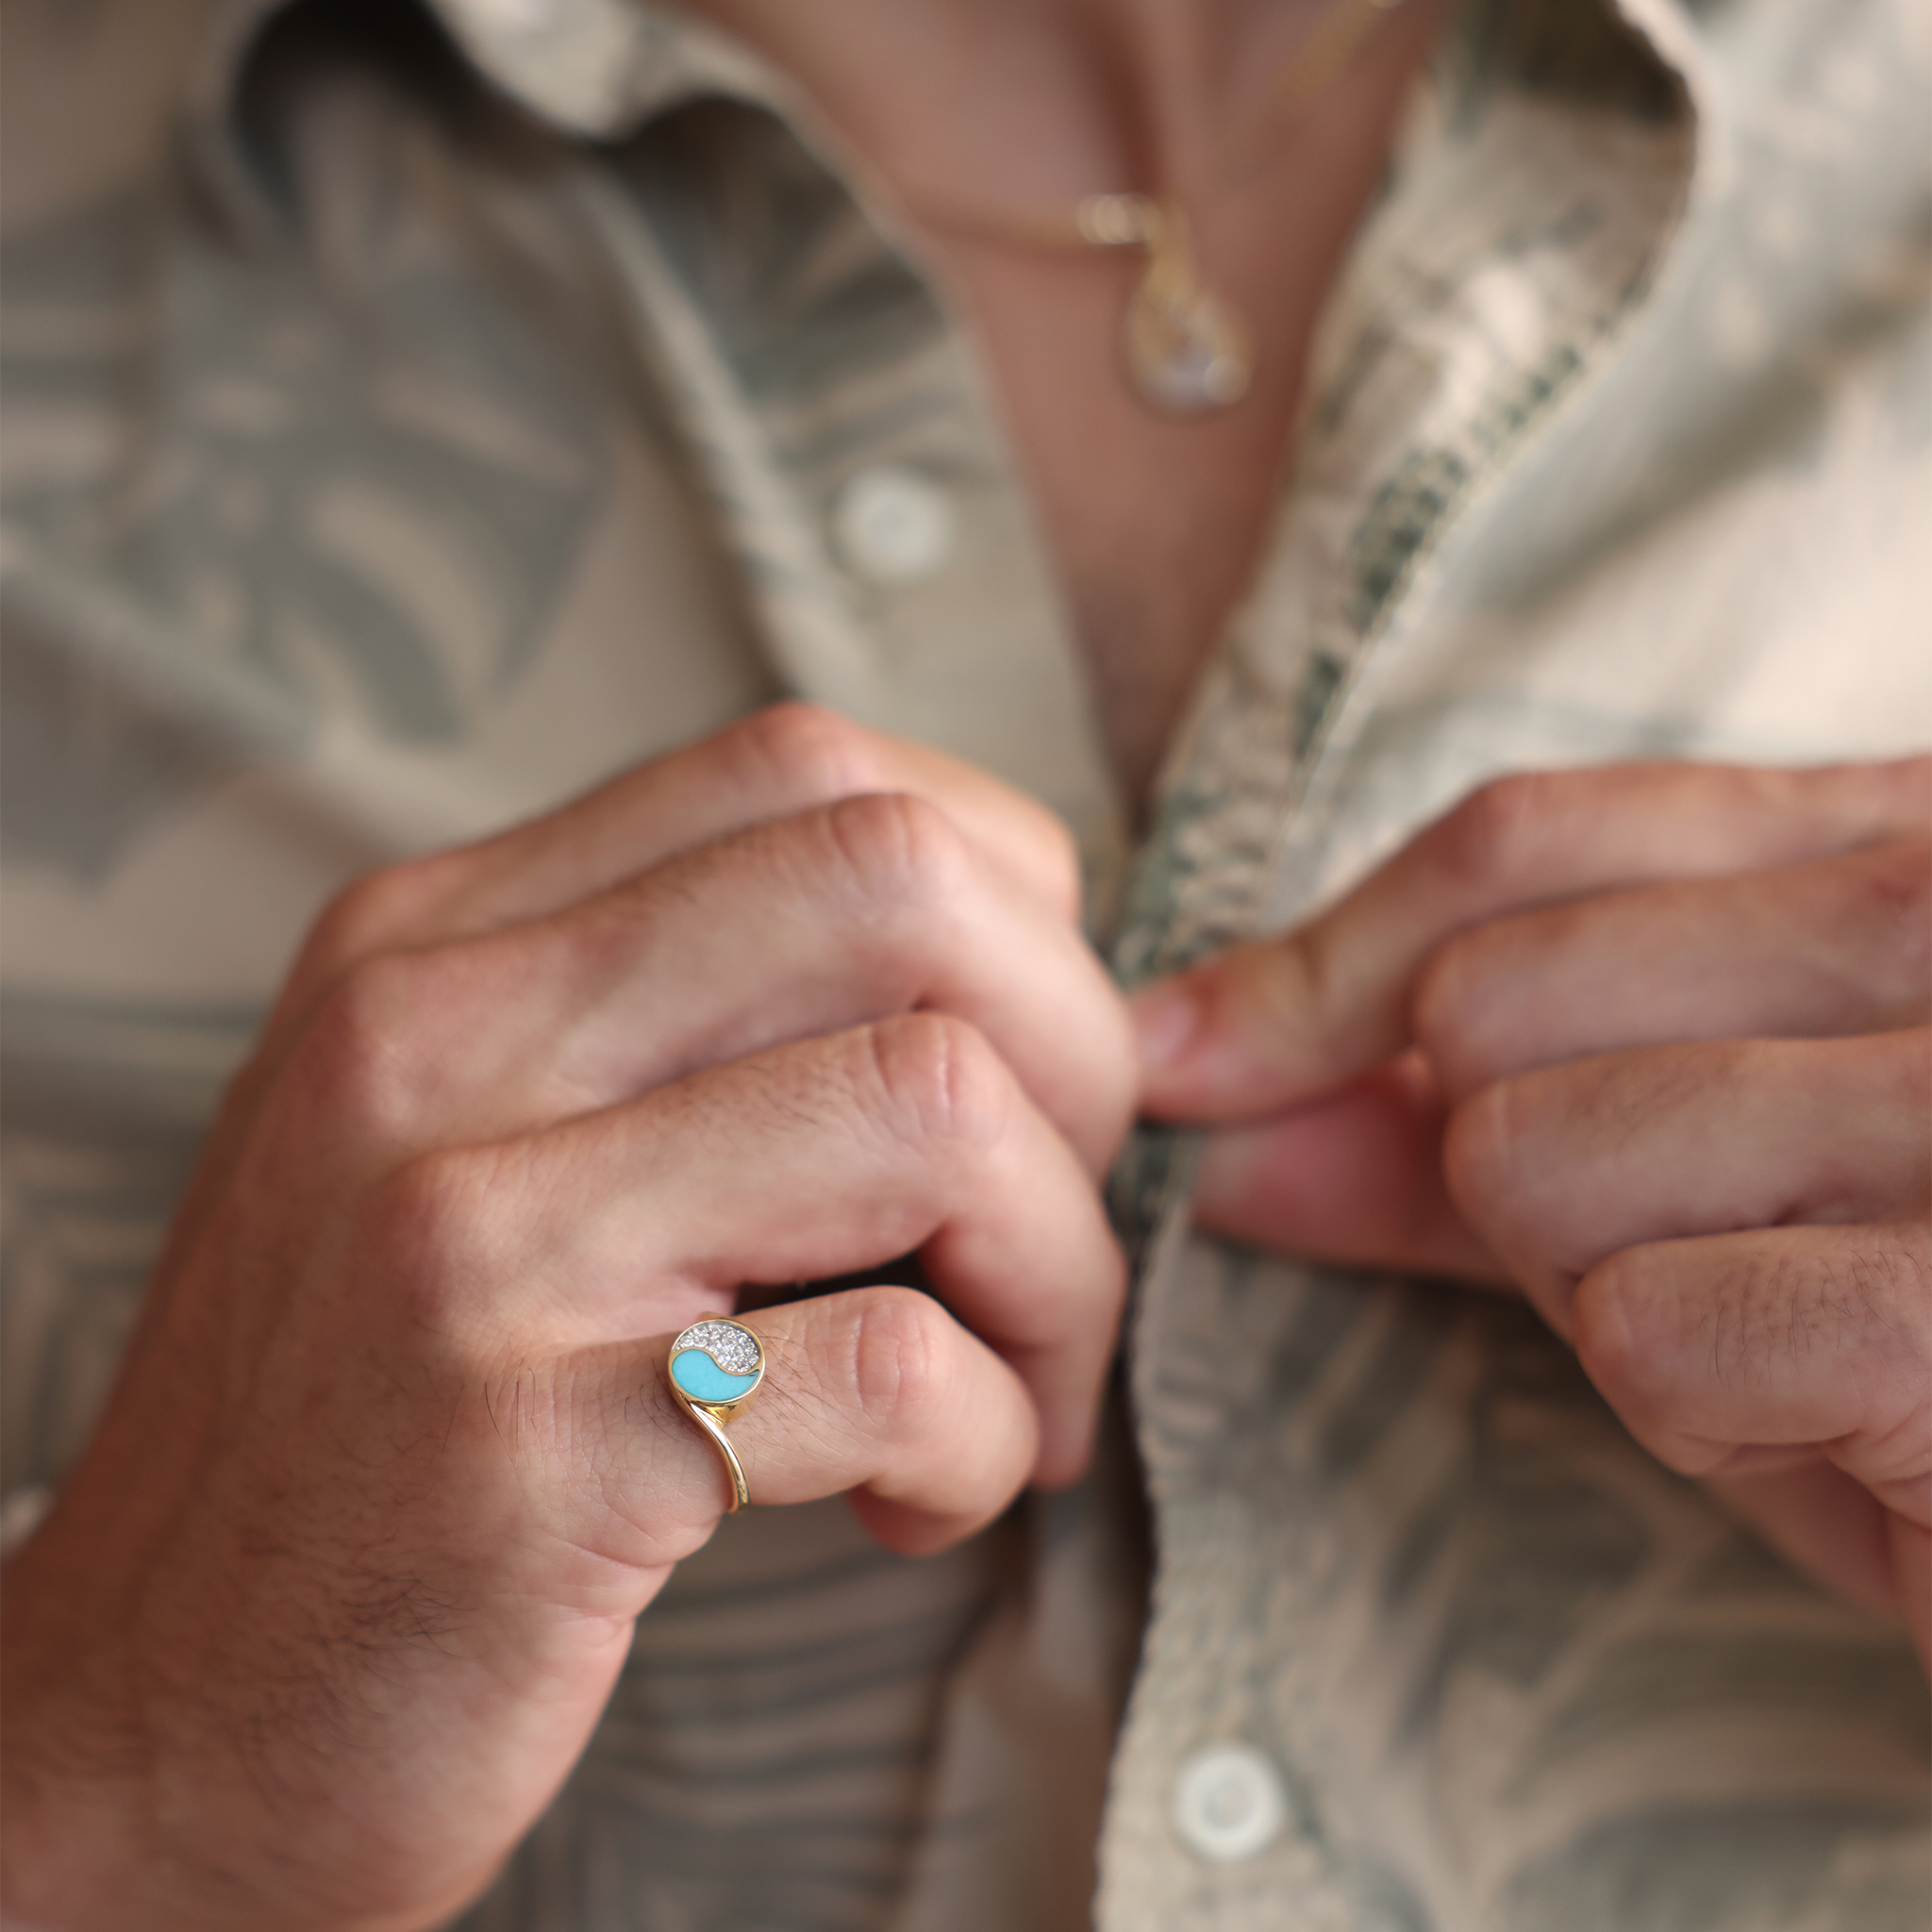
xmin=1190 ymin=1055 xmax=1507 ymax=1284
xmin=1129 ymin=758 xmax=1926 ymax=1123
xmin=1129 ymin=923 xmax=1395 ymax=1122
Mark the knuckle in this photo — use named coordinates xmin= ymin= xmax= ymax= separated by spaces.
xmin=819 ymin=790 xmax=971 ymax=911
xmin=1441 ymin=1079 xmax=1517 ymax=1227
xmin=1856 ymin=837 xmax=1932 ymax=998
xmin=846 ymin=1287 xmax=956 ymax=1441
xmin=730 ymin=701 xmax=885 ymax=802
xmin=1437 ymin=773 xmax=1553 ymax=884
xmin=1015 ymin=799 xmax=1084 ymax=924
xmin=1890 ymin=753 xmax=1932 ymax=823
xmin=1410 ymin=935 xmax=1480 ymax=1072
xmin=1572 ymin=1247 xmax=1715 ymax=1476
xmin=358 ymin=1142 xmax=520 ymax=1341
xmin=1572 ymin=1245 xmax=1662 ymax=1409
xmin=1432 ymin=771 xmax=1558 ymax=887
xmin=288 ymin=952 xmax=438 ymax=1144
xmin=859 ymin=1011 xmax=1011 ymax=1153
xmin=1835 ymin=752 xmax=1932 ymax=835
xmin=296 ymin=860 xmax=443 ymax=991
xmin=1240 ymin=929 xmax=1329 ymax=1049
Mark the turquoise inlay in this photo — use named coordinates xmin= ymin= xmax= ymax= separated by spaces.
xmin=672 ymin=1350 xmax=758 ymax=1403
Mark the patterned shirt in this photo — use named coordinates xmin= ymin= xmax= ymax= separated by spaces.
xmin=2 ymin=1 xmax=1927 ymax=1927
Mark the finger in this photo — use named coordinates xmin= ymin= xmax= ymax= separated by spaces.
xmin=1417 ymin=836 xmax=1932 ymax=1103
xmin=552 ymin=1288 xmax=1042 ymax=1568
xmin=382 ymin=1014 xmax=1124 ymax=1485
xmin=286 ymin=703 xmax=1085 ymax=1009
xmin=1701 ymin=1459 xmax=1904 ymax=1625
xmin=1134 ymin=756 xmax=1931 ymax=1121
xmin=296 ymin=791 xmax=1135 ymax=1174
xmin=1191 ymin=1054 xmax=1507 ymax=1283
xmin=1573 ymin=1222 xmax=1932 ymax=1532
xmin=1443 ymin=1032 xmax=1931 ymax=1325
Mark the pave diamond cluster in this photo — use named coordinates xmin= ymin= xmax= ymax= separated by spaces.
xmin=675 ymin=1320 xmax=761 ymax=1376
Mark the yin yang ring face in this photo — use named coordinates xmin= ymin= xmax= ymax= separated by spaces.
xmin=668 ymin=1318 xmax=765 ymax=1409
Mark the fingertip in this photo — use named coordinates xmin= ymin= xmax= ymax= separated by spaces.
xmin=847 ymin=1489 xmax=986 ymax=1556
xmin=1030 ymin=1407 xmax=1100 ymax=1491
xmin=1573 ymin=1260 xmax=1730 ymax=1480
xmin=1132 ymin=941 xmax=1350 ymax=1121
xmin=1571 ymin=1255 xmax=1648 ymax=1404
xmin=1130 ymin=966 xmax=1268 ymax=1118
xmin=1191 ymin=1120 xmax=1268 ymax=1226
xmin=1128 ymin=979 xmax=1204 ymax=1085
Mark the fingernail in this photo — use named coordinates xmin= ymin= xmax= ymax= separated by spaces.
xmin=1130 ymin=982 xmax=1201 ymax=1072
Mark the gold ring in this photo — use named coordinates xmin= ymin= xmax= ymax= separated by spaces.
xmin=666 ymin=1317 xmax=766 ymax=1512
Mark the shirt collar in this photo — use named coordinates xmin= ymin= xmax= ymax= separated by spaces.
xmin=184 ymin=0 xmax=794 ymax=251
xmin=190 ymin=0 xmax=1717 ymax=233
xmin=427 ymin=0 xmax=794 ymax=135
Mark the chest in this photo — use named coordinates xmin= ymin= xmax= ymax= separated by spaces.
xmin=928 ymin=245 xmax=1324 ymax=810
xmin=900 ymin=64 xmax=1441 ymax=809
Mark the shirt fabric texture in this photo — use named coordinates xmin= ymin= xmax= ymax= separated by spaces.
xmin=1 ymin=1 xmax=1928 ymax=1927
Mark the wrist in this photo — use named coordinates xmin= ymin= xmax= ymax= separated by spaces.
xmin=1 ymin=1618 xmax=148 ymax=1931
xmin=3 ymin=1583 xmax=485 ymax=1932
xmin=3 ymin=1497 xmax=516 ymax=1932
xmin=3 ymin=1551 xmax=236 ymax=1932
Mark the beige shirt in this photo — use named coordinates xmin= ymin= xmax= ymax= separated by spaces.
xmin=2 ymin=1 xmax=1928 ymax=1926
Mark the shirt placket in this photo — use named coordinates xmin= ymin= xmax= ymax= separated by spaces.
xmin=1098 ymin=8 xmax=1703 ymax=1925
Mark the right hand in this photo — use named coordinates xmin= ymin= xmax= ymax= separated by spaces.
xmin=0 ymin=706 xmax=1135 ymax=1932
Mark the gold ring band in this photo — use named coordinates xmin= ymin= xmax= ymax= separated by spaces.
xmin=666 ymin=1317 xmax=766 ymax=1512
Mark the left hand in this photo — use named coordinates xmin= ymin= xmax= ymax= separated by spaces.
xmin=1130 ymin=757 xmax=1930 ymax=1667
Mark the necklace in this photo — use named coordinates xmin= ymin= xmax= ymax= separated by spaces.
xmin=887 ymin=0 xmax=1413 ymax=415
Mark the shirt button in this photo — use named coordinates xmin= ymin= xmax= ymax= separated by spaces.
xmin=830 ymin=465 xmax=956 ymax=584
xmin=1171 ymin=1742 xmax=1289 ymax=1863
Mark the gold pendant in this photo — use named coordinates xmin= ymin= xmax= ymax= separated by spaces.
xmin=1123 ymin=240 xmax=1254 ymax=415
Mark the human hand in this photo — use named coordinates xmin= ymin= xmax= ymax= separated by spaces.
xmin=1130 ymin=758 xmax=1930 ymax=1665
xmin=0 ymin=706 xmax=1134 ymax=1930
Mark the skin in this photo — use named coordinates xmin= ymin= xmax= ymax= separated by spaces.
xmin=3 ymin=2 xmax=1924 ymax=1924
xmin=16 ymin=0 xmax=1408 ymax=1914
xmin=696 ymin=0 xmax=1455 ymax=803
xmin=0 ymin=707 xmax=1137 ymax=1928
xmin=1131 ymin=758 xmax=1932 ymax=1666
xmin=11 ymin=6 xmax=1431 ymax=1914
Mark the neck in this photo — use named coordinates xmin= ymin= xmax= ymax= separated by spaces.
xmin=678 ymin=0 xmax=1451 ymax=810
xmin=685 ymin=0 xmax=1368 ymax=211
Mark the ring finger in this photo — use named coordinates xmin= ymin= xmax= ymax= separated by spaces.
xmin=529 ymin=1286 xmax=1043 ymax=1576
xmin=1443 ymin=1028 xmax=1932 ymax=1328
xmin=374 ymin=1012 xmax=1126 ymax=1484
xmin=335 ymin=791 xmax=1134 ymax=1170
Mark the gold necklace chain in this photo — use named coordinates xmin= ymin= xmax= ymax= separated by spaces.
xmin=882 ymin=0 xmax=1413 ymax=415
